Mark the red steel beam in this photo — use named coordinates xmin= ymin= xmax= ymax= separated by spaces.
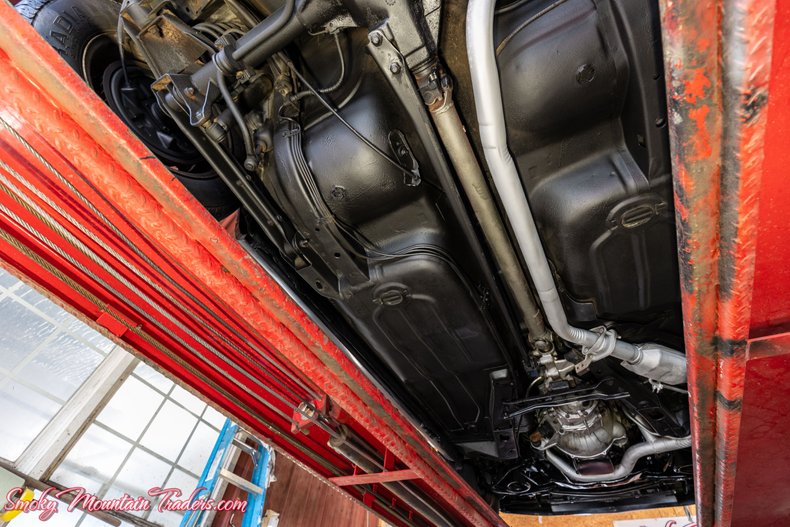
xmin=750 ymin=0 xmax=790 ymax=335
xmin=712 ymin=2 xmax=774 ymax=525
xmin=729 ymin=1 xmax=790 ymax=524
xmin=660 ymin=0 xmax=775 ymax=525
xmin=659 ymin=1 xmax=723 ymax=522
xmin=0 ymin=5 xmax=505 ymax=527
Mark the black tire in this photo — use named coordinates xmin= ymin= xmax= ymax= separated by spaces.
xmin=17 ymin=0 xmax=239 ymax=220
xmin=17 ymin=0 xmax=121 ymax=90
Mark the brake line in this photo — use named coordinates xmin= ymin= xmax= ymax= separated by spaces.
xmin=284 ymin=58 xmax=415 ymax=180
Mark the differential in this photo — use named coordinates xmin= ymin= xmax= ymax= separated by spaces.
xmin=539 ymin=400 xmax=627 ymax=460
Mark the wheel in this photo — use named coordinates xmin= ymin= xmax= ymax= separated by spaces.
xmin=17 ymin=0 xmax=239 ymax=220
xmin=17 ymin=0 xmax=120 ymax=90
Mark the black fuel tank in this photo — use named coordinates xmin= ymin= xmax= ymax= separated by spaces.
xmin=267 ymin=30 xmax=525 ymax=441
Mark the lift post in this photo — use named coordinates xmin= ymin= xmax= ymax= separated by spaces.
xmin=660 ymin=0 xmax=790 ymax=525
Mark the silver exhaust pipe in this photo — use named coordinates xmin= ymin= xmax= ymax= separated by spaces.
xmin=545 ymin=436 xmax=692 ymax=483
xmin=465 ymin=0 xmax=686 ymax=385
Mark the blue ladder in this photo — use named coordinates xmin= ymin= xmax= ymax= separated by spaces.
xmin=180 ymin=419 xmax=274 ymax=527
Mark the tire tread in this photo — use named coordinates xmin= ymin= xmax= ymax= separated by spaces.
xmin=14 ymin=0 xmax=56 ymax=25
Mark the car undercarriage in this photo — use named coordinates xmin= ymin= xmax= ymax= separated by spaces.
xmin=18 ymin=0 xmax=694 ymax=515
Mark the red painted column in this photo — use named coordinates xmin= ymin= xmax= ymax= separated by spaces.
xmin=714 ymin=1 xmax=774 ymax=525
xmin=659 ymin=0 xmax=775 ymax=525
xmin=659 ymin=1 xmax=723 ymax=523
xmin=730 ymin=2 xmax=790 ymax=525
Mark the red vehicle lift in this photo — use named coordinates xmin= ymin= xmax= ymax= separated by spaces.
xmin=0 ymin=4 xmax=502 ymax=526
xmin=0 ymin=0 xmax=788 ymax=525
xmin=661 ymin=0 xmax=790 ymax=524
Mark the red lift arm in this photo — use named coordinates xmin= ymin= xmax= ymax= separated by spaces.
xmin=0 ymin=4 xmax=505 ymax=526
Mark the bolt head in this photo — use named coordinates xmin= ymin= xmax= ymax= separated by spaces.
xmin=389 ymin=61 xmax=402 ymax=74
xmin=330 ymin=185 xmax=347 ymax=200
xmin=576 ymin=63 xmax=596 ymax=85
xmin=369 ymin=32 xmax=382 ymax=46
